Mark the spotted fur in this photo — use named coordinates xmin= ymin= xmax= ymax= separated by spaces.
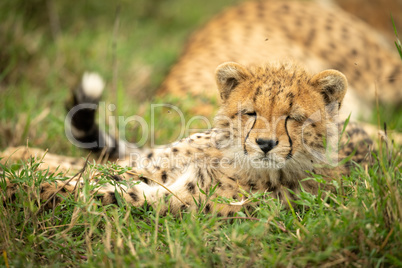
xmin=3 ymin=0 xmax=397 ymax=215
xmin=159 ymin=1 xmax=402 ymax=119
xmin=2 ymin=63 xmax=373 ymax=215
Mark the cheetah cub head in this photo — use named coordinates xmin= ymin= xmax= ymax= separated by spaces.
xmin=214 ymin=62 xmax=347 ymax=170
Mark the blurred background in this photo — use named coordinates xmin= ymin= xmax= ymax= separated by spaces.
xmin=0 ymin=0 xmax=401 ymax=155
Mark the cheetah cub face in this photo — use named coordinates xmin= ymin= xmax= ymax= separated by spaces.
xmin=214 ymin=62 xmax=348 ymax=170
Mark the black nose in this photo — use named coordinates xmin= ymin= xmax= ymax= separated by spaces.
xmin=256 ymin=139 xmax=278 ymax=154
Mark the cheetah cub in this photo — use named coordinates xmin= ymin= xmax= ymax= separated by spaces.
xmin=4 ymin=62 xmax=373 ymax=216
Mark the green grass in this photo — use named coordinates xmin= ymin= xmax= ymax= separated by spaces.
xmin=0 ymin=0 xmax=402 ymax=267
xmin=0 ymin=0 xmax=235 ymax=153
xmin=392 ymin=15 xmax=402 ymax=60
xmin=1 ymin=143 xmax=401 ymax=267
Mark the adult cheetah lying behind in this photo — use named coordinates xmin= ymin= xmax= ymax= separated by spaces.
xmin=159 ymin=0 xmax=402 ymax=120
xmin=3 ymin=62 xmax=373 ymax=215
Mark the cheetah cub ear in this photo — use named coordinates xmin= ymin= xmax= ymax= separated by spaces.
xmin=310 ymin=70 xmax=348 ymax=108
xmin=215 ymin=62 xmax=251 ymax=100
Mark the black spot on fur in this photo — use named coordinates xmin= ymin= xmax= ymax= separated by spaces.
xmin=140 ymin=176 xmax=150 ymax=185
xmin=334 ymin=61 xmax=347 ymax=70
xmin=248 ymin=181 xmax=257 ymax=190
xmin=53 ymin=196 xmax=61 ymax=204
xmin=204 ymin=204 xmax=211 ymax=213
xmin=388 ymin=65 xmax=401 ymax=84
xmin=281 ymin=3 xmax=289 ymax=12
xmin=197 ymin=169 xmax=205 ymax=187
xmin=205 ymin=169 xmax=215 ymax=182
xmin=110 ymin=174 xmax=122 ymax=182
xmin=107 ymin=192 xmax=118 ymax=205
xmin=147 ymin=152 xmax=153 ymax=159
xmin=9 ymin=193 xmax=16 ymax=202
xmin=342 ymin=28 xmax=349 ymax=39
xmin=354 ymin=69 xmax=361 ymax=79
xmin=347 ymin=142 xmax=355 ymax=150
xmin=186 ymin=182 xmax=196 ymax=194
xmin=161 ymin=171 xmax=168 ymax=183
xmin=256 ymin=1 xmax=265 ymax=18
xmin=321 ymin=50 xmax=330 ymax=60
xmin=295 ymin=18 xmax=302 ymax=27
xmin=376 ymin=57 xmax=383 ymax=69
xmin=244 ymin=24 xmax=252 ymax=33
xmin=257 ymin=9 xmax=264 ymax=19
xmin=222 ymin=122 xmax=229 ymax=127
xmin=253 ymin=86 xmax=262 ymax=102
xmin=227 ymin=211 xmax=235 ymax=217
xmin=362 ymin=138 xmax=373 ymax=146
xmin=347 ymin=127 xmax=365 ymax=136
xmin=286 ymin=92 xmax=295 ymax=99
xmin=164 ymin=193 xmax=170 ymax=203
xmin=304 ymin=28 xmax=316 ymax=47
xmin=265 ymin=180 xmax=276 ymax=191
xmin=237 ymin=8 xmax=245 ymax=16
xmin=172 ymin=148 xmax=179 ymax=153
xmin=129 ymin=192 xmax=138 ymax=202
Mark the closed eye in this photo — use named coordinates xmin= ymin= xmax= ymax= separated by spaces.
xmin=244 ymin=111 xmax=257 ymax=117
xmin=289 ymin=114 xmax=306 ymax=122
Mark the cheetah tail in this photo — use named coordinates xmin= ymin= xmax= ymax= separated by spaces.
xmin=65 ymin=72 xmax=130 ymax=159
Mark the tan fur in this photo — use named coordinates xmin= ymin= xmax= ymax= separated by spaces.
xmin=3 ymin=0 xmax=398 ymax=215
xmin=3 ymin=63 xmax=374 ymax=215
xmin=0 ymin=146 xmax=85 ymax=173
xmin=158 ymin=1 xmax=402 ymax=119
